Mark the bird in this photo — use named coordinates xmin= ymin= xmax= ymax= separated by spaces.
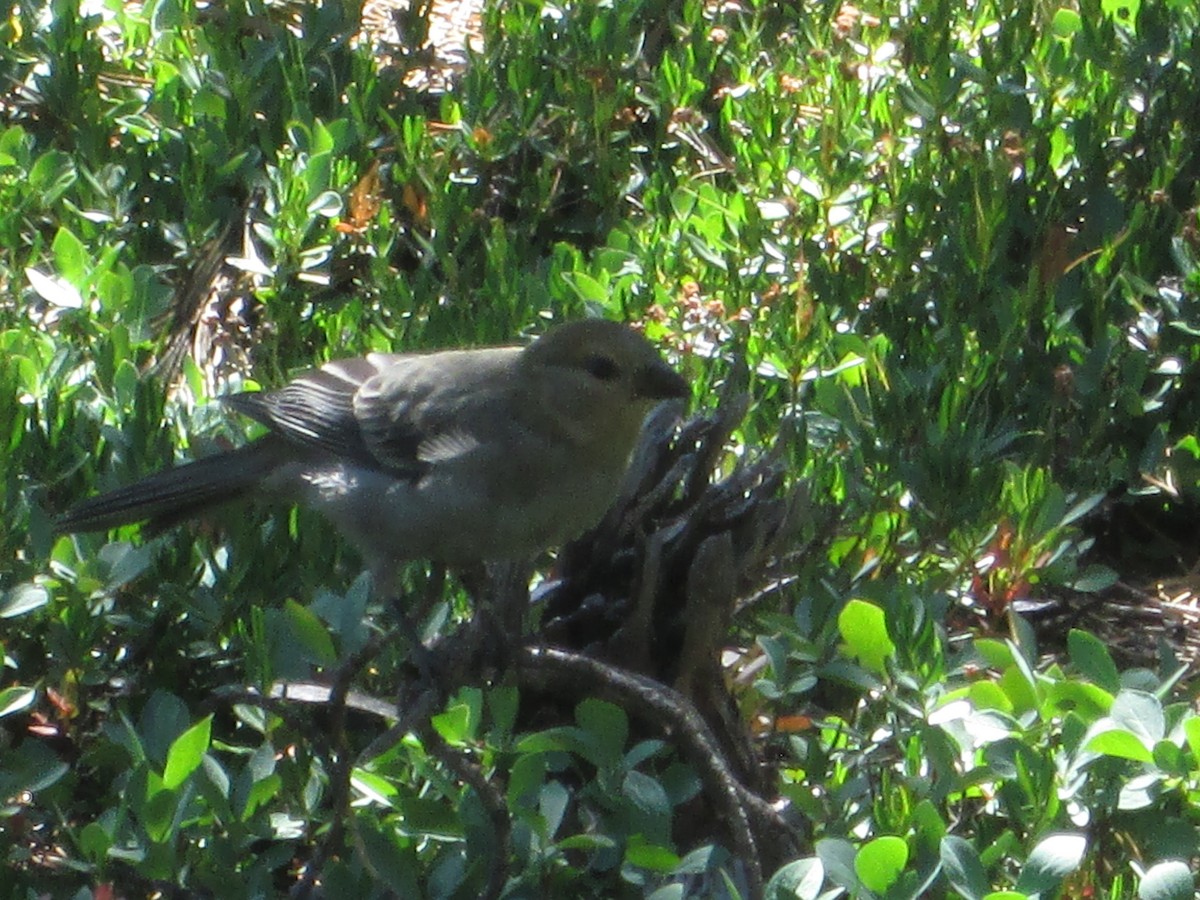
xmin=57 ymin=319 xmax=689 ymax=593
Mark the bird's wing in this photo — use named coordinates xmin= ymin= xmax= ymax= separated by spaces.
xmin=225 ymin=349 xmax=521 ymax=477
xmin=352 ymin=348 xmax=520 ymax=471
xmin=225 ymin=353 xmax=414 ymax=472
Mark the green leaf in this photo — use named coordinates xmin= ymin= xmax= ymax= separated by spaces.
xmin=854 ymin=835 xmax=908 ymax=893
xmin=395 ymin=795 xmax=463 ymax=839
xmin=837 ymin=599 xmax=896 ymax=674
xmin=307 ymin=190 xmax=342 ymax=218
xmin=111 ymin=359 xmax=140 ymax=413
xmin=26 ymin=266 xmax=82 ymax=310
xmin=1086 ymin=728 xmax=1154 ymax=762
xmin=669 ymin=187 xmax=698 ymax=220
xmin=183 ymin=356 xmax=205 ymax=404
xmin=1045 ymin=680 xmax=1113 ymax=721
xmin=539 ymin=778 xmax=569 ymax=840
xmin=912 ymin=800 xmax=947 ymax=847
xmin=979 ymin=832 xmax=1019 ymax=873
xmin=350 ymin=771 xmax=397 ymax=810
xmin=625 ymin=835 xmax=680 ymax=872
xmin=283 ymin=599 xmax=337 ymax=665
xmin=1051 ymin=7 xmax=1082 ymax=38
xmin=196 ymin=756 xmax=233 ymax=822
xmin=241 ymin=773 xmax=283 ymax=820
xmin=557 ymin=833 xmax=617 ymax=852
xmin=817 ymin=838 xmax=863 ymax=892
xmin=1100 ymin=0 xmax=1139 ymax=28
xmin=974 ymin=639 xmax=1015 ymax=669
xmin=1118 ymin=772 xmax=1162 ymax=810
xmin=137 ymin=768 xmax=177 ymax=843
xmin=672 ymin=845 xmax=718 ymax=875
xmin=0 ymin=685 xmax=36 ymax=719
xmin=765 ymin=857 xmax=824 ymax=900
xmin=576 ymin=698 xmax=628 ymax=768
xmin=1138 ymin=860 xmax=1194 ymax=900
xmin=941 ymin=835 xmax=988 ymax=900
xmin=1013 ymin=833 xmax=1087 ymax=895
xmin=0 ymin=741 xmax=68 ymax=796
xmin=52 ymin=226 xmax=88 ymax=288
xmin=969 ymin=679 xmax=1013 ymax=713
xmin=515 ymin=726 xmax=587 ymax=758
xmin=998 ymin=663 xmax=1039 ymax=715
xmin=1070 ymin=565 xmax=1118 ymax=594
xmin=488 ymin=685 xmax=519 ymax=738
xmin=507 ymin=751 xmax=547 ymax=807
xmin=1152 ymin=740 xmax=1188 ymax=776
xmin=625 ymin=739 xmax=667 ymax=769
xmin=1060 ymin=491 xmax=1105 ymax=527
xmin=356 ymin=813 xmax=421 ymax=895
xmin=28 ymin=149 xmax=76 ymax=202
xmin=1183 ymin=716 xmax=1200 ymax=767
xmin=1111 ymin=690 xmax=1165 ymax=745
xmin=647 ymin=886 xmax=685 ymax=900
xmin=622 ymin=769 xmax=671 ymax=818
xmin=683 ymin=233 xmax=729 ymax=270
xmin=102 ymin=540 xmax=153 ymax=589
xmin=1067 ymin=630 xmax=1120 ymax=692
xmin=432 ymin=702 xmax=472 ymax=745
xmin=163 ymin=715 xmax=212 ymax=789
xmin=564 ymin=271 xmax=609 ymax=304
xmin=139 ymin=691 xmax=190 ymax=766
xmin=78 ymin=821 xmax=112 ymax=863
xmin=0 ymin=583 xmax=49 ymax=618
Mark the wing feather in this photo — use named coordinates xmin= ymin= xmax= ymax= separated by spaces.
xmin=223 ymin=348 xmax=522 ymax=478
xmin=353 ymin=347 xmax=520 ymax=470
xmin=224 ymin=353 xmax=412 ymax=471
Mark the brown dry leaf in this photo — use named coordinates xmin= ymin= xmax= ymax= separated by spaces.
xmin=791 ymin=280 xmax=814 ymax=341
xmin=773 ymin=714 xmax=815 ymax=733
xmin=402 ymin=181 xmax=429 ymax=222
xmin=337 ymin=160 xmax=385 ymax=234
xmin=46 ymin=685 xmax=77 ymax=720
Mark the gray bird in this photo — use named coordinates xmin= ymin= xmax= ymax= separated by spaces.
xmin=57 ymin=319 xmax=689 ymax=592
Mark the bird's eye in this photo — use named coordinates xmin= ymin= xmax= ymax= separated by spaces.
xmin=583 ymin=354 xmax=621 ymax=381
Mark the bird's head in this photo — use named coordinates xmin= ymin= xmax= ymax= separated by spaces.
xmin=520 ymin=319 xmax=689 ymax=447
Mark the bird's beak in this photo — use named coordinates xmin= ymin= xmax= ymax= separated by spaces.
xmin=636 ymin=363 xmax=689 ymax=401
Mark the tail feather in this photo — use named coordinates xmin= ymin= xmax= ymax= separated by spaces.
xmin=56 ymin=440 xmax=286 ymax=535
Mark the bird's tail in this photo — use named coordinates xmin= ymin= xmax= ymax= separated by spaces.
xmin=56 ymin=440 xmax=286 ymax=535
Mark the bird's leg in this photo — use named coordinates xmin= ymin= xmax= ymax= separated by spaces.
xmin=382 ymin=562 xmax=533 ymax=715
xmin=454 ymin=560 xmax=533 ymax=682
xmin=382 ymin=565 xmax=453 ymax=703
xmin=492 ymin=559 xmax=533 ymax=659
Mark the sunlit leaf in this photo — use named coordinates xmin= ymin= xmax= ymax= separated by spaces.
xmin=855 ymin=835 xmax=908 ymax=893
xmin=1013 ymin=833 xmax=1087 ymax=894
xmin=838 ymin=599 xmax=895 ymax=674
xmin=0 ymin=583 xmax=49 ymax=618
xmin=163 ymin=715 xmax=213 ymax=790
xmin=0 ymin=686 xmax=36 ymax=718
xmin=1138 ymin=860 xmax=1194 ymax=900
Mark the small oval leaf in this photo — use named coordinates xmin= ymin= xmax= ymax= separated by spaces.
xmin=163 ymin=715 xmax=213 ymax=790
xmin=838 ymin=599 xmax=896 ymax=673
xmin=855 ymin=835 xmax=908 ymax=893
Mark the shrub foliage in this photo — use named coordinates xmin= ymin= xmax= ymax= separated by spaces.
xmin=4 ymin=0 xmax=1200 ymax=897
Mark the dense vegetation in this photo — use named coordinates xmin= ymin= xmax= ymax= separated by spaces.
xmin=4 ymin=0 xmax=1200 ymax=896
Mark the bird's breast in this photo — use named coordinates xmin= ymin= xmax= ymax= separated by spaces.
xmin=288 ymin=452 xmax=624 ymax=567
